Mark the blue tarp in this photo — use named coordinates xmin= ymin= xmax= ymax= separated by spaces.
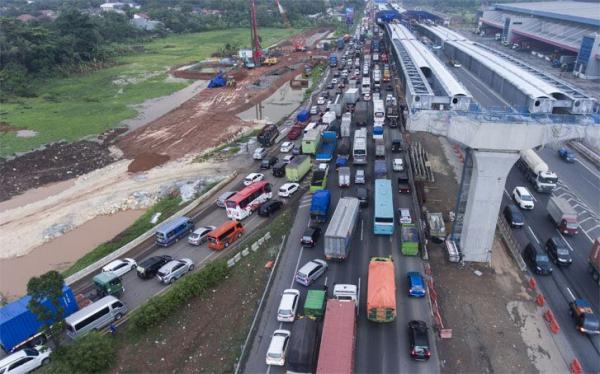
xmin=208 ymin=74 xmax=226 ymax=88
xmin=297 ymin=109 xmax=310 ymax=122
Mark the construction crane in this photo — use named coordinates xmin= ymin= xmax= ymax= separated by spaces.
xmin=275 ymin=0 xmax=290 ymax=27
xmin=249 ymin=0 xmax=262 ymax=66
xmin=273 ymin=0 xmax=306 ymax=51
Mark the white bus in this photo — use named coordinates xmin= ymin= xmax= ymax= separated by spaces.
xmin=353 ymin=128 xmax=368 ymax=164
xmin=373 ymin=99 xmax=385 ymax=124
xmin=361 ymin=77 xmax=371 ymax=94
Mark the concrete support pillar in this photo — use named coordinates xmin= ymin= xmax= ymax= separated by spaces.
xmin=460 ymin=150 xmax=519 ymax=262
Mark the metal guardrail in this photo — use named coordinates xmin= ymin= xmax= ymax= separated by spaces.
xmin=65 ymin=172 xmax=238 ymax=286
xmin=496 ymin=214 xmax=527 ymax=271
xmin=568 ymin=140 xmax=600 ymax=169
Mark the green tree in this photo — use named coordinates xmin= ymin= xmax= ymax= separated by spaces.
xmin=26 ymin=271 xmax=66 ymax=347
xmin=45 ymin=332 xmax=117 ymax=373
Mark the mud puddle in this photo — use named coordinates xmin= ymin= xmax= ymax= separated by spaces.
xmin=237 ymin=78 xmax=309 ymax=123
xmin=0 ymin=209 xmax=143 ymax=300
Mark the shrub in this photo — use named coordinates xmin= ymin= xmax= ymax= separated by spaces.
xmin=45 ymin=332 xmax=116 ymax=373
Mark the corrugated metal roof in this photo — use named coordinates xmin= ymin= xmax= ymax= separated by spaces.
xmin=325 ymin=197 xmax=359 ymax=238
xmin=494 ymin=1 xmax=600 ymax=27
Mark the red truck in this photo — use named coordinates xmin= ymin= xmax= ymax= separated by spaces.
xmin=546 ymin=196 xmax=578 ymax=235
xmin=317 ymin=300 xmax=356 ymax=374
xmin=590 ymin=238 xmax=600 ymax=285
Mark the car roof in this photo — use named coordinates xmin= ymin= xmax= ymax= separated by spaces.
xmin=279 ymin=292 xmax=298 ymax=309
xmin=268 ymin=332 xmax=288 ymax=352
xmin=408 ymin=272 xmax=423 ymax=283
xmin=515 ymin=186 xmax=530 ymax=194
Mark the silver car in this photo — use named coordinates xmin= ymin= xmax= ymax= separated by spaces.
xmin=157 ymin=258 xmax=194 ymax=284
xmin=355 ymin=169 xmax=365 ymax=184
xmin=188 ymin=226 xmax=216 ymax=246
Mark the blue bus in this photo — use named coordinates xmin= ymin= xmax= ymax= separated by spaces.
xmin=155 ymin=216 xmax=195 ymax=247
xmin=374 ymin=179 xmax=394 ymax=235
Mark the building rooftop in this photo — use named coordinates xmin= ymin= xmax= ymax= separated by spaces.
xmin=494 ymin=1 xmax=600 ymax=27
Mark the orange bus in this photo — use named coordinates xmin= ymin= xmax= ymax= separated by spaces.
xmin=207 ymin=220 xmax=244 ymax=250
xmin=367 ymin=256 xmax=396 ymax=322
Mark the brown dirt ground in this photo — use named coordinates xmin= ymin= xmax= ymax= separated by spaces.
xmin=412 ymin=132 xmax=538 ymax=374
xmin=114 ymin=237 xmax=278 ymax=373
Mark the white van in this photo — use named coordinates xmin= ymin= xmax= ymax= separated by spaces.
xmin=64 ymin=296 xmax=128 ymax=339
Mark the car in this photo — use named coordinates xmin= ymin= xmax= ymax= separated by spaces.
xmin=318 ymin=162 xmax=329 ymax=172
xmin=278 ymin=182 xmax=299 ymax=197
xmin=295 ymin=259 xmax=327 ymax=286
xmin=0 ymin=346 xmax=52 ymax=374
xmin=398 ymin=208 xmax=412 ymax=224
xmin=354 ymin=69 xmax=361 ymax=76
xmin=310 ymin=105 xmax=318 ymax=115
xmin=332 ymin=70 xmax=340 ymax=77
xmin=385 ymin=84 xmax=394 ymax=91
xmin=260 ymin=156 xmax=278 ymax=170
xmin=326 ymin=82 xmax=334 ymax=89
xmin=137 ymin=255 xmax=173 ymax=279
xmin=355 ymin=186 xmax=369 ymax=207
xmin=253 ymin=147 xmax=267 ymax=160
xmin=512 ymin=186 xmax=534 ymax=209
xmin=280 ymin=141 xmax=294 ymax=153
xmin=355 ymin=169 xmax=365 ymax=184
xmin=265 ymin=329 xmax=291 ymax=366
xmin=277 ymin=289 xmax=300 ymax=322
xmin=102 ymin=258 xmax=137 ymax=277
xmin=258 ymin=200 xmax=284 ymax=217
xmin=558 ymin=147 xmax=576 ymax=162
xmin=317 ymin=96 xmax=326 ymax=105
xmin=156 ymin=258 xmax=194 ymax=284
xmin=503 ymin=204 xmax=524 ymax=228
xmin=393 ymin=158 xmax=404 ymax=172
xmin=188 ymin=226 xmax=216 ymax=246
xmin=545 ymin=236 xmax=573 ymax=266
xmin=243 ymin=172 xmax=264 ymax=186
xmin=216 ymin=191 xmax=236 ymax=208
xmin=301 ymin=227 xmax=321 ymax=247
xmin=321 ymin=91 xmax=330 ymax=99
xmin=363 ymin=93 xmax=371 ymax=101
xmin=287 ymin=126 xmax=302 ymax=140
xmin=407 ymin=272 xmax=426 ymax=297
xmin=408 ymin=320 xmax=431 ymax=361
xmin=291 ymin=144 xmax=301 ymax=155
xmin=282 ymin=154 xmax=295 ymax=164
xmin=331 ymin=78 xmax=338 ymax=85
xmin=523 ymin=241 xmax=552 ymax=275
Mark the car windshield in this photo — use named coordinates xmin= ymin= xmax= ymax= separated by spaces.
xmin=278 ymin=309 xmax=291 ymax=316
xmin=566 ymin=223 xmax=578 ymax=229
xmin=267 ymin=352 xmax=281 ymax=359
xmin=157 ymin=270 xmax=167 ymax=277
xmin=520 ymin=194 xmax=533 ymax=201
xmin=557 ymin=248 xmax=570 ymax=256
xmin=536 ymin=255 xmax=550 ymax=263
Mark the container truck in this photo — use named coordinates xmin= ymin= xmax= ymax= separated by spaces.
xmin=375 ymin=138 xmax=385 ymax=158
xmin=367 ymin=257 xmax=397 ymax=322
xmin=338 ymin=167 xmax=351 ymax=187
xmin=286 ymin=155 xmax=311 ymax=182
xmin=341 ymin=112 xmax=352 ymax=138
xmin=287 ymin=318 xmax=320 ymax=373
xmin=329 ymin=54 xmax=338 ymax=67
xmin=324 ymin=197 xmax=360 ymax=260
xmin=590 ymin=238 xmax=600 ymax=284
xmin=316 ymin=300 xmax=356 ymax=374
xmin=0 ymin=286 xmax=79 ymax=353
xmin=401 ymin=224 xmax=419 ymax=255
xmin=310 ymin=190 xmax=331 ymax=223
xmin=302 ymin=129 xmax=321 ymax=155
xmin=374 ymin=159 xmax=387 ymax=178
xmin=256 ymin=123 xmax=279 ymax=147
xmin=546 ymin=196 xmax=579 ymax=235
xmin=310 ymin=169 xmax=328 ymax=193
xmin=517 ymin=149 xmax=558 ymax=192
xmin=569 ymin=299 xmax=600 ymax=335
xmin=316 ymin=131 xmax=337 ymax=162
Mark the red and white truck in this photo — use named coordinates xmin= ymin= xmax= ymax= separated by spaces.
xmin=317 ymin=299 xmax=356 ymax=374
xmin=589 ymin=238 xmax=600 ymax=285
xmin=546 ymin=196 xmax=579 ymax=235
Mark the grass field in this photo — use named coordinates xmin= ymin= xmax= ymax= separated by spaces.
xmin=0 ymin=28 xmax=299 ymax=157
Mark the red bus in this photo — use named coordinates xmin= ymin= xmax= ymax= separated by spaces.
xmin=225 ymin=181 xmax=272 ymax=220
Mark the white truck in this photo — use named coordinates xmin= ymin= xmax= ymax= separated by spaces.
xmin=338 ymin=167 xmax=351 ymax=187
xmin=341 ymin=112 xmax=352 ymax=138
xmin=344 ymin=88 xmax=360 ymax=107
xmin=517 ymin=149 xmax=558 ymax=192
xmin=324 ymin=197 xmax=360 ymax=260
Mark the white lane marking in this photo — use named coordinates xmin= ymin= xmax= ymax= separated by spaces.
xmin=290 ymin=245 xmax=305 ymax=288
xmin=566 ymin=287 xmax=576 ymax=301
xmin=528 ymin=226 xmax=540 ymax=244
xmin=556 ymin=231 xmax=576 ymax=252
xmin=361 ymin=219 xmax=364 ymax=241
xmin=575 ymin=157 xmax=600 ymax=178
xmin=530 ymin=194 xmax=537 ymax=203
xmin=503 ymin=189 xmax=511 ymax=198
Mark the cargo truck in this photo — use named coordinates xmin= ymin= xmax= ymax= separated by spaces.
xmin=316 ymin=300 xmax=356 ymax=374
xmin=0 ymin=286 xmax=79 ymax=353
xmin=324 ymin=197 xmax=360 ymax=260
xmin=546 ymin=196 xmax=579 ymax=235
xmin=256 ymin=123 xmax=279 ymax=147
xmin=367 ymin=257 xmax=396 ymax=322
xmin=310 ymin=169 xmax=328 ymax=193
xmin=355 ymin=101 xmax=368 ymax=127
xmin=331 ymin=95 xmax=343 ymax=118
xmin=329 ymin=54 xmax=338 ymax=67
xmin=517 ymin=149 xmax=558 ymax=192
xmin=310 ymin=190 xmax=331 ymax=223
xmin=569 ymin=299 xmax=600 ymax=335
xmin=322 ymin=111 xmax=336 ymax=127
xmin=286 ymin=155 xmax=311 ymax=182
xmin=344 ymin=88 xmax=360 ymax=110
xmin=316 ymin=131 xmax=337 ymax=162
xmin=341 ymin=112 xmax=352 ymax=138
xmin=401 ymin=224 xmax=419 ymax=255
xmin=375 ymin=138 xmax=385 ymax=158
xmin=302 ymin=129 xmax=321 ymax=155
xmin=304 ymin=290 xmax=326 ymax=319
xmin=590 ymin=238 xmax=600 ymax=284
xmin=338 ymin=167 xmax=351 ymax=187
xmin=287 ymin=318 xmax=320 ymax=373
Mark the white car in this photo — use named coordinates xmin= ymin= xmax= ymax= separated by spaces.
xmin=512 ymin=186 xmax=535 ymax=210
xmin=188 ymin=226 xmax=216 ymax=246
xmin=280 ymin=141 xmax=294 ymax=153
xmin=243 ymin=172 xmax=264 ymax=186
xmin=265 ymin=330 xmax=291 ymax=366
xmin=277 ymin=289 xmax=300 ymax=322
xmin=331 ymin=78 xmax=338 ymax=85
xmin=310 ymin=105 xmax=318 ymax=115
xmin=393 ymin=158 xmax=404 ymax=171
xmin=278 ymin=182 xmax=299 ymax=197
xmin=157 ymin=258 xmax=194 ymax=284
xmin=0 ymin=346 xmax=51 ymax=374
xmin=282 ymin=155 xmax=294 ymax=164
xmin=102 ymin=258 xmax=137 ymax=278
xmin=399 ymin=208 xmax=412 ymax=224
xmin=363 ymin=93 xmax=371 ymax=101
xmin=316 ymin=96 xmax=326 ymax=105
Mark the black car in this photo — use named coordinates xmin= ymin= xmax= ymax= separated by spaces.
xmin=301 ymin=227 xmax=322 ymax=247
xmin=503 ymin=204 xmax=524 ymax=228
xmin=291 ymin=145 xmax=301 ymax=155
xmin=523 ymin=242 xmax=553 ymax=275
xmin=258 ymin=200 xmax=283 ymax=217
xmin=137 ymin=255 xmax=173 ymax=279
xmin=260 ymin=156 xmax=278 ymax=169
xmin=391 ymin=139 xmax=403 ymax=153
xmin=545 ymin=236 xmax=572 ymax=266
xmin=408 ymin=320 xmax=431 ymax=361
xmin=355 ymin=187 xmax=369 ymax=207
xmin=326 ymin=82 xmax=334 ymax=89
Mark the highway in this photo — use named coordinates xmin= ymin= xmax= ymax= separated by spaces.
xmin=242 ymin=43 xmax=440 ymax=373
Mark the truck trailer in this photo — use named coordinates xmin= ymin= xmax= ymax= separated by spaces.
xmin=367 ymin=257 xmax=397 ymax=322
xmin=302 ymin=129 xmax=321 ymax=155
xmin=316 ymin=131 xmax=337 ymax=162
xmin=518 ymin=149 xmax=558 ymax=192
xmin=310 ymin=190 xmax=331 ymax=223
xmin=287 ymin=318 xmax=320 ymax=373
xmin=316 ymin=300 xmax=356 ymax=374
xmin=341 ymin=112 xmax=352 ymax=138
xmin=546 ymin=196 xmax=579 ymax=235
xmin=286 ymin=155 xmax=311 ymax=182
xmin=324 ymin=197 xmax=360 ymax=260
